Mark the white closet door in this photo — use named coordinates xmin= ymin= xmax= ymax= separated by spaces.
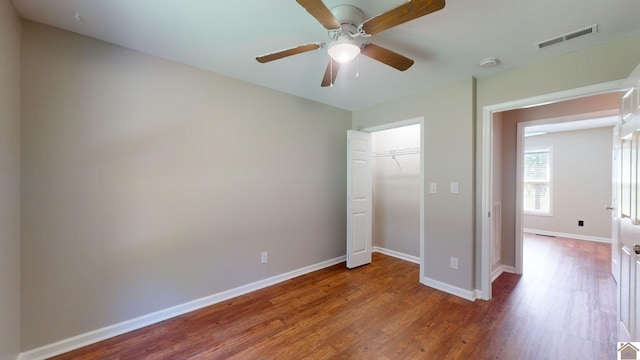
xmin=346 ymin=130 xmax=372 ymax=269
xmin=617 ymin=63 xmax=640 ymax=342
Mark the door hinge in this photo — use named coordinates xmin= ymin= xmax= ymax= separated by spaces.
xmin=488 ymin=211 xmax=491 ymax=218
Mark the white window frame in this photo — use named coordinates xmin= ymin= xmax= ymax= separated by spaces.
xmin=523 ymin=146 xmax=553 ymax=216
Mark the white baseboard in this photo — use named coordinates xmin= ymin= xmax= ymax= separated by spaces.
xmin=374 ymin=248 xmax=478 ymax=301
xmin=372 ymin=246 xmax=420 ymax=264
xmin=524 ymin=229 xmax=611 ymax=243
xmin=473 ymin=289 xmax=486 ymax=300
xmin=491 ymin=264 xmax=516 ymax=282
xmin=18 ymin=255 xmax=346 ymax=360
xmin=421 ymin=276 xmax=476 ymax=301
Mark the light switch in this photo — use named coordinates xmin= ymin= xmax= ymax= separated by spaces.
xmin=429 ymin=183 xmax=437 ymax=194
xmin=450 ymin=182 xmax=459 ymax=194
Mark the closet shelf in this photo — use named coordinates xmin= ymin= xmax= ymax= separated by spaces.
xmin=373 ymin=147 xmax=420 ymax=157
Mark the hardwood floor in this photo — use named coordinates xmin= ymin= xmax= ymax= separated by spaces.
xmin=50 ymin=233 xmax=616 ymax=359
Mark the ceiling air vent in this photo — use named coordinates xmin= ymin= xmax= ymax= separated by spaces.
xmin=537 ymin=24 xmax=598 ymax=49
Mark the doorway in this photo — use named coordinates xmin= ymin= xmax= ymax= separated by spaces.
xmin=491 ymin=98 xmax=618 ymax=279
xmin=480 ymin=80 xmax=624 ymax=300
xmin=361 ymin=117 xmax=425 ymax=276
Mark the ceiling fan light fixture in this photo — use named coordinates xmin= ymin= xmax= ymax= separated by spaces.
xmin=328 ymin=42 xmax=360 ymax=63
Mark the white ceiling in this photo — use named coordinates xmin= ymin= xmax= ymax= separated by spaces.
xmin=11 ymin=0 xmax=640 ymax=111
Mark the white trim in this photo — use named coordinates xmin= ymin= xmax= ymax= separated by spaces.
xmin=492 ymin=265 xmax=517 ymax=282
xmin=421 ymin=276 xmax=477 ymax=301
xmin=480 ymin=96 xmax=494 ymax=300
xmin=515 ymin=122 xmax=525 ymax=275
xmin=473 ymin=289 xmax=484 ymax=300
xmin=419 ymin=118 xmax=425 ymax=291
xmin=372 ymin=246 xmax=420 ymax=264
xmin=18 ymin=255 xmax=346 ymax=360
xmin=480 ymin=79 xmax=625 ymax=301
xmin=524 ymin=229 xmax=612 ymax=243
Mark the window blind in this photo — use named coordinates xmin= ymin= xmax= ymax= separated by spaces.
xmin=524 ymin=149 xmax=550 ymax=214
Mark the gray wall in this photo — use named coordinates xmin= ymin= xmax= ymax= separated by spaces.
xmin=10 ymin=12 xmax=640 ymax=355
xmin=476 ymin=33 xmax=640 ymax=284
xmin=354 ymin=78 xmax=476 ymax=292
xmin=0 ymin=1 xmax=21 ymax=359
xmin=372 ymin=125 xmax=420 ymax=257
xmin=523 ymin=127 xmax=613 ymax=239
xmin=354 ymin=32 xmax=640 ymax=293
xmin=20 ymin=21 xmax=351 ymax=350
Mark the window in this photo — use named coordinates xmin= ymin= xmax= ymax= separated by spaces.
xmin=523 ymin=148 xmax=551 ymax=215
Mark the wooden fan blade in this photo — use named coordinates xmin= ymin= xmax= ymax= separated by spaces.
xmin=361 ymin=43 xmax=414 ymax=71
xmin=321 ymin=59 xmax=340 ymax=87
xmin=296 ymin=0 xmax=341 ymax=30
xmin=361 ymin=0 xmax=445 ymax=36
xmin=256 ymin=43 xmax=321 ymax=63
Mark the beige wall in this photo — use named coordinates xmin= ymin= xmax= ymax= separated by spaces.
xmin=20 ymin=21 xmax=351 ymax=350
xmin=507 ymin=93 xmax=620 ymax=122
xmin=354 ymin=78 xmax=476 ymax=292
xmin=523 ymin=127 xmax=613 ymax=238
xmin=498 ymin=116 xmax=518 ymax=267
xmin=0 ymin=1 xmax=21 ymax=359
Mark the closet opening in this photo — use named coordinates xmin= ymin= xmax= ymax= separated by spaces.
xmin=363 ymin=119 xmax=424 ymax=271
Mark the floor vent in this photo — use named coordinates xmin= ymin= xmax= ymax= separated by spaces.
xmin=537 ymin=24 xmax=598 ymax=49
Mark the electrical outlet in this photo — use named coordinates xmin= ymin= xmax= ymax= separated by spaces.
xmin=261 ymin=251 xmax=268 ymax=264
xmin=578 ymin=220 xmax=584 ymax=227
xmin=450 ymin=257 xmax=459 ymax=270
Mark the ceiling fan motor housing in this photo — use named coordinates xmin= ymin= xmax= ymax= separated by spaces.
xmin=330 ymin=5 xmax=364 ymax=38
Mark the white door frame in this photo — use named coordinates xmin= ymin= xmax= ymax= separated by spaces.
xmin=480 ymin=80 xmax=624 ymax=300
xmin=362 ymin=117 xmax=425 ymax=279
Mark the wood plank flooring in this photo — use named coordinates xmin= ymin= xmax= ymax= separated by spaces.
xmin=50 ymin=233 xmax=616 ymax=359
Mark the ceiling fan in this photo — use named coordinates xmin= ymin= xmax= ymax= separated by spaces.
xmin=255 ymin=0 xmax=446 ymax=87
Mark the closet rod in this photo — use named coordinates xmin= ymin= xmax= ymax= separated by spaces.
xmin=373 ymin=147 xmax=420 ymax=157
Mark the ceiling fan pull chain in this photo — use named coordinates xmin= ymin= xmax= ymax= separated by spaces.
xmin=356 ymin=55 xmax=360 ymax=78
xmin=330 ymin=59 xmax=334 ymax=87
